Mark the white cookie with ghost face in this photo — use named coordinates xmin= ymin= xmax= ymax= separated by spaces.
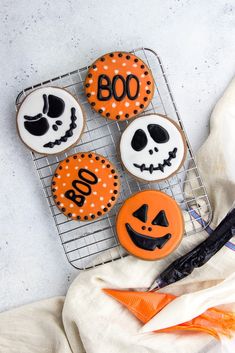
xmin=17 ymin=87 xmax=85 ymax=154
xmin=120 ymin=114 xmax=186 ymax=182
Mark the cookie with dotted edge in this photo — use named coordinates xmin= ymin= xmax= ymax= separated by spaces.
xmin=17 ymin=86 xmax=85 ymax=155
xmin=116 ymin=190 xmax=184 ymax=260
xmin=52 ymin=152 xmax=120 ymax=221
xmin=84 ymin=51 xmax=154 ymax=121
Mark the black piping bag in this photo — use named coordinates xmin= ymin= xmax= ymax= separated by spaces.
xmin=148 ymin=207 xmax=235 ymax=291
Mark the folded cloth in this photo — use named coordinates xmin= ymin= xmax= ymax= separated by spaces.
xmin=195 ymin=77 xmax=235 ymax=227
xmin=1 ymin=77 xmax=235 ymax=353
xmin=0 ymin=297 xmax=74 ymax=353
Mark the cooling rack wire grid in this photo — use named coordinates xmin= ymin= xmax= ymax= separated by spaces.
xmin=15 ymin=47 xmax=212 ymax=270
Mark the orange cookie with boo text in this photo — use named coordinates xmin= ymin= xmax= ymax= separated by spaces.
xmin=52 ymin=152 xmax=120 ymax=221
xmin=85 ymin=52 xmax=154 ymax=121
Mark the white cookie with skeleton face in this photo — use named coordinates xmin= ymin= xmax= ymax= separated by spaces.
xmin=17 ymin=87 xmax=85 ymax=155
xmin=120 ymin=114 xmax=186 ymax=182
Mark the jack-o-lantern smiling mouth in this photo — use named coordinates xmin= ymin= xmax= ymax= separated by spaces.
xmin=125 ymin=223 xmax=172 ymax=251
xmin=133 ymin=147 xmax=178 ymax=174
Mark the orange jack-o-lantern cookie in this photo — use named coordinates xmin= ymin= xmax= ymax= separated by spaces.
xmin=52 ymin=152 xmax=120 ymax=221
xmin=116 ymin=190 xmax=184 ymax=260
xmin=85 ymin=52 xmax=154 ymax=121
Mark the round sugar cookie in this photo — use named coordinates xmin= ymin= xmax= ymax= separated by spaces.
xmin=85 ymin=51 xmax=154 ymax=121
xmin=52 ymin=152 xmax=120 ymax=221
xmin=119 ymin=114 xmax=187 ymax=182
xmin=17 ymin=87 xmax=85 ymax=154
xmin=116 ymin=190 xmax=184 ymax=260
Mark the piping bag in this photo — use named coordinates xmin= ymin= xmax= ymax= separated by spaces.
xmin=148 ymin=206 xmax=235 ymax=291
xmin=103 ymin=207 xmax=235 ymax=338
xmin=103 ymin=287 xmax=235 ymax=339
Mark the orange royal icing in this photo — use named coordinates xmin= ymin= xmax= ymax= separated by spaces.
xmin=85 ymin=52 xmax=154 ymax=121
xmin=116 ymin=190 xmax=184 ymax=260
xmin=52 ymin=152 xmax=120 ymax=221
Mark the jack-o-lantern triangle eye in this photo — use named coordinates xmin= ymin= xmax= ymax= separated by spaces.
xmin=152 ymin=210 xmax=169 ymax=227
xmin=132 ymin=204 xmax=148 ymax=223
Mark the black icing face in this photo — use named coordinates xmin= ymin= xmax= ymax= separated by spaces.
xmin=125 ymin=205 xmax=172 ymax=251
xmin=42 ymin=94 xmax=65 ymax=118
xmin=147 ymin=124 xmax=169 ymax=144
xmin=24 ymin=115 xmax=49 ymax=136
xmin=125 ymin=224 xmax=171 ymax=251
xmin=131 ymin=124 xmax=169 ymax=151
xmin=131 ymin=129 xmax=148 ymax=151
xmin=130 ymin=123 xmax=178 ymax=174
xmin=22 ymin=93 xmax=79 ymax=149
xmin=24 ymin=94 xmax=65 ymax=136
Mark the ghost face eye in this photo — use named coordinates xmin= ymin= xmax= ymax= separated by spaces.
xmin=43 ymin=94 xmax=65 ymax=118
xmin=131 ymin=129 xmax=148 ymax=151
xmin=24 ymin=117 xmax=49 ymax=136
xmin=147 ymin=124 xmax=169 ymax=143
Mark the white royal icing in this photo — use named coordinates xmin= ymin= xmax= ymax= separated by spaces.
xmin=17 ymin=87 xmax=84 ymax=154
xmin=120 ymin=114 xmax=186 ymax=181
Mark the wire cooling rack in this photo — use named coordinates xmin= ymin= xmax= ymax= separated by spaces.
xmin=15 ymin=47 xmax=212 ymax=270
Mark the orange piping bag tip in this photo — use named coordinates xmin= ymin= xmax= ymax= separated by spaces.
xmin=103 ymin=288 xmax=175 ymax=323
xmin=158 ymin=325 xmax=220 ymax=340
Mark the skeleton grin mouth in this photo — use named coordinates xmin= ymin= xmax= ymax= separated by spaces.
xmin=125 ymin=223 xmax=172 ymax=251
xmin=43 ymin=107 xmax=77 ymax=148
xmin=133 ymin=147 xmax=177 ymax=174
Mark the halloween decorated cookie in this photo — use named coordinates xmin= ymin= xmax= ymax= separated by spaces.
xmin=17 ymin=87 xmax=85 ymax=154
xmin=52 ymin=152 xmax=120 ymax=221
xmin=84 ymin=51 xmax=154 ymax=121
xmin=116 ymin=190 xmax=184 ymax=260
xmin=120 ymin=114 xmax=187 ymax=182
